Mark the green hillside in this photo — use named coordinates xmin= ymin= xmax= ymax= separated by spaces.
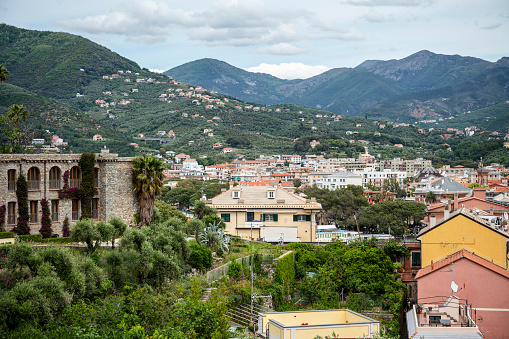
xmin=0 ymin=24 xmax=141 ymax=99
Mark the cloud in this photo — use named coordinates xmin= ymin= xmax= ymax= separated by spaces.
xmin=344 ymin=0 xmax=433 ymax=6
xmin=57 ymin=0 xmax=363 ymax=48
xmin=149 ymin=68 xmax=165 ymax=73
xmin=245 ymin=62 xmax=331 ymax=80
xmin=480 ymin=23 xmax=502 ymax=30
xmin=358 ymin=11 xmax=396 ymax=23
xmin=253 ymin=43 xmax=307 ymax=55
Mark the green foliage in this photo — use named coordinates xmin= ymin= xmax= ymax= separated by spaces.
xmin=78 ymin=153 xmax=96 ymax=219
xmin=192 ymin=200 xmax=217 ymax=220
xmin=154 ymin=199 xmax=187 ymax=223
xmin=0 ymin=204 xmax=5 ymax=232
xmin=0 ymin=231 xmax=14 ymax=239
xmin=227 ymin=260 xmax=242 ymax=279
xmin=383 ymin=240 xmax=411 ymax=261
xmin=39 ymin=199 xmax=52 ymax=238
xmin=359 ymin=200 xmax=427 ymax=235
xmin=274 ymin=252 xmax=296 ymax=300
xmin=14 ymin=174 xmax=29 ymax=235
xmin=188 ymin=243 xmax=212 ymax=271
xmin=62 ymin=217 xmax=70 ymax=238
xmin=71 ymin=219 xmax=112 ymax=253
xmin=132 ymin=155 xmax=165 ymax=226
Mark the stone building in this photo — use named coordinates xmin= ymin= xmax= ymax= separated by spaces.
xmin=0 ymin=153 xmax=138 ymax=235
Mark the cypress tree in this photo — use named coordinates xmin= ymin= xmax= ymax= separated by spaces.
xmin=14 ymin=174 xmax=30 ymax=235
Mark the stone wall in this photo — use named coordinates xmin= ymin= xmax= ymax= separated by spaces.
xmin=0 ymin=153 xmax=139 ymax=235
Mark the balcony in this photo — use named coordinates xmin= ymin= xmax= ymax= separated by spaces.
xmin=244 ymin=221 xmax=263 ymax=228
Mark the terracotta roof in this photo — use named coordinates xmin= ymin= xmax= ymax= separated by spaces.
xmin=426 ymin=196 xmax=509 ymax=211
xmin=415 ymin=249 xmax=509 ymax=279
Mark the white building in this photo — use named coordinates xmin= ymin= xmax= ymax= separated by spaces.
xmin=352 ymin=169 xmax=407 ymax=188
xmin=316 ymin=172 xmax=363 ymax=190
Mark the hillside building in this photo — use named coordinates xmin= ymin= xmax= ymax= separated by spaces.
xmin=0 ymin=153 xmax=138 ymax=235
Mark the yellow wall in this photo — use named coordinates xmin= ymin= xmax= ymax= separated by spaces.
xmin=268 ymin=322 xmax=281 ymax=339
xmin=296 ymin=325 xmax=371 ymax=339
xmin=219 ymin=210 xmax=316 ymax=242
xmin=420 ymin=215 xmax=508 ymax=268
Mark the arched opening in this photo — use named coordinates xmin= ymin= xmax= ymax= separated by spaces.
xmin=70 ymin=166 xmax=81 ymax=188
xmin=49 ymin=166 xmax=61 ymax=189
xmin=7 ymin=169 xmax=16 ymax=191
xmin=27 ymin=167 xmax=40 ymax=190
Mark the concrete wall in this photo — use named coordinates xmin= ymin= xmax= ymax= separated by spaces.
xmin=0 ymin=153 xmax=138 ymax=235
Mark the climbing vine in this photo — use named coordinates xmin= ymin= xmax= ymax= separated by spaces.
xmin=0 ymin=204 xmax=5 ymax=232
xmin=78 ymin=153 xmax=97 ymax=219
xmin=39 ymin=198 xmax=52 ymax=238
xmin=14 ymin=174 xmax=29 ymax=235
xmin=58 ymin=170 xmax=85 ymax=200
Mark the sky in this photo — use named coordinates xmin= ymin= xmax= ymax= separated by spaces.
xmin=1 ymin=0 xmax=508 ymax=79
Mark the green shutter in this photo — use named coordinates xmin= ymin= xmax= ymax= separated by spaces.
xmin=306 ymin=215 xmax=311 ymax=222
xmin=273 ymin=214 xmax=278 ymax=222
xmin=221 ymin=214 xmax=230 ymax=222
xmin=293 ymin=215 xmax=298 ymax=222
xmin=262 ymin=214 xmax=266 ymax=221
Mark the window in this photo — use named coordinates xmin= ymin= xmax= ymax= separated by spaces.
xmin=49 ymin=167 xmax=61 ymax=189
xmin=411 ymin=252 xmax=421 ymax=267
xmin=92 ymin=198 xmax=99 ymax=219
xmin=263 ymin=214 xmax=278 ymax=222
xmin=221 ymin=214 xmax=230 ymax=222
xmin=7 ymin=202 xmax=16 ymax=224
xmin=293 ymin=215 xmax=311 ymax=222
xmin=72 ymin=200 xmax=80 ymax=220
xmin=30 ymin=201 xmax=38 ymax=222
xmin=8 ymin=169 xmax=16 ymax=191
xmin=94 ymin=168 xmax=99 ymax=188
xmin=247 ymin=212 xmax=254 ymax=222
xmin=232 ymin=191 xmax=240 ymax=199
xmin=27 ymin=167 xmax=40 ymax=190
xmin=267 ymin=191 xmax=275 ymax=199
xmin=51 ymin=200 xmax=59 ymax=221
xmin=70 ymin=166 xmax=81 ymax=188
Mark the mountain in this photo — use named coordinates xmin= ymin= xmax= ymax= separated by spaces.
xmin=0 ymin=24 xmax=141 ymax=99
xmin=166 ymin=51 xmax=506 ymax=119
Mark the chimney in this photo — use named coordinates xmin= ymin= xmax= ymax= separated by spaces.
xmin=472 ymin=187 xmax=486 ymax=200
xmin=453 ymin=194 xmax=459 ymax=211
xmin=444 ymin=205 xmax=450 ymax=220
xmin=430 ymin=213 xmax=437 ymax=228
xmin=490 ymin=207 xmax=494 ymax=216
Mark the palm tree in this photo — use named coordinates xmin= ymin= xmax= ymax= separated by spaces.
xmin=0 ymin=64 xmax=10 ymax=82
xmin=425 ymin=191 xmax=437 ymax=205
xmin=6 ymin=104 xmax=29 ymax=129
xmin=132 ymin=155 xmax=164 ymax=226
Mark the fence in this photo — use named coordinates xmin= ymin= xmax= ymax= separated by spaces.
xmin=206 ymin=252 xmax=275 ymax=283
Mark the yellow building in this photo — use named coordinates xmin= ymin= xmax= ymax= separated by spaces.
xmin=258 ymin=309 xmax=380 ymax=339
xmin=417 ymin=208 xmax=509 ymax=269
xmin=206 ymin=184 xmax=322 ymax=242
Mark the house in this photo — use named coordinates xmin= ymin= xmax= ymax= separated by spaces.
xmin=212 ymin=142 xmax=223 ymax=149
xmin=222 ymin=148 xmax=233 ymax=154
xmin=258 ymin=309 xmax=380 ymax=339
xmin=316 ymin=172 xmax=362 ymax=190
xmin=413 ymin=177 xmax=471 ymax=202
xmin=92 ymin=134 xmax=103 ymax=141
xmin=414 ymin=249 xmax=509 ymax=338
xmin=417 ymin=208 xmax=509 ymax=269
xmin=0 ymin=153 xmax=138 ymax=235
xmin=206 ymin=185 xmax=322 ymax=242
xmin=156 ymin=131 xmax=165 ymax=136
xmin=175 ymin=153 xmax=191 ymax=163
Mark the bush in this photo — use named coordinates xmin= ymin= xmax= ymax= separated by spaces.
xmin=227 ymin=260 xmax=242 ymax=279
xmin=19 ymin=234 xmax=43 ymax=242
xmin=0 ymin=231 xmax=15 ymax=239
xmin=188 ymin=243 xmax=212 ymax=271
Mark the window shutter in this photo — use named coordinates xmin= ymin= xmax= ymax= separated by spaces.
xmin=306 ymin=215 xmax=311 ymax=221
xmin=293 ymin=215 xmax=298 ymax=222
xmin=273 ymin=214 xmax=278 ymax=222
xmin=262 ymin=214 xmax=266 ymax=221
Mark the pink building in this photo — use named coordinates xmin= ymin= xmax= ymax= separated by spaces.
xmin=415 ymin=249 xmax=509 ymax=338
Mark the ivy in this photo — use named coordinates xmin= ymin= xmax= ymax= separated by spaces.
xmin=78 ymin=153 xmax=97 ymax=219
xmin=62 ymin=216 xmax=70 ymax=237
xmin=58 ymin=170 xmax=85 ymax=200
xmin=14 ymin=173 xmax=29 ymax=235
xmin=39 ymin=198 xmax=52 ymax=238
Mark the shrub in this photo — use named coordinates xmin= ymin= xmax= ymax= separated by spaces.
xmin=62 ymin=217 xmax=70 ymax=238
xmin=0 ymin=231 xmax=15 ymax=239
xmin=14 ymin=174 xmax=29 ymax=235
xmin=227 ymin=260 xmax=242 ymax=279
xmin=0 ymin=204 xmax=5 ymax=232
xmin=188 ymin=243 xmax=212 ymax=271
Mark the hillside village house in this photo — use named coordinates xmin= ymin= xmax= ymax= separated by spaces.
xmin=206 ymin=183 xmax=322 ymax=242
xmin=0 ymin=153 xmax=138 ymax=235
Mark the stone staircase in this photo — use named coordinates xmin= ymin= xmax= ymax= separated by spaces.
xmin=200 ymin=288 xmax=216 ymax=302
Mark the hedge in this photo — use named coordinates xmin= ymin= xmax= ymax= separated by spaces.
xmin=0 ymin=231 xmax=15 ymax=239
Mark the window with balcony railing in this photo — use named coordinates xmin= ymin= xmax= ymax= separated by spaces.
xmin=94 ymin=168 xmax=99 ymax=188
xmin=49 ymin=166 xmax=61 ymax=189
xmin=51 ymin=200 xmax=59 ymax=221
xmin=8 ymin=169 xmax=16 ymax=191
xmin=29 ymin=201 xmax=38 ymax=222
xmin=70 ymin=166 xmax=81 ymax=188
xmin=7 ymin=202 xmax=16 ymax=224
xmin=72 ymin=199 xmax=79 ymax=220
xmin=92 ymin=198 xmax=99 ymax=219
xmin=27 ymin=167 xmax=40 ymax=191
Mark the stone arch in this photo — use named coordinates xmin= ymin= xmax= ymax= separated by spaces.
xmin=27 ymin=166 xmax=40 ymax=190
xmin=49 ymin=166 xmax=61 ymax=189
xmin=70 ymin=166 xmax=81 ymax=188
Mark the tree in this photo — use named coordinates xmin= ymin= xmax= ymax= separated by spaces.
xmin=154 ymin=200 xmax=187 ymax=223
xmin=425 ymin=191 xmax=437 ymax=204
xmin=14 ymin=174 xmax=29 ymax=235
xmin=292 ymin=178 xmax=302 ymax=188
xmin=382 ymin=177 xmax=406 ymax=198
xmin=39 ymin=199 xmax=52 ymax=238
xmin=108 ymin=216 xmax=127 ymax=248
xmin=71 ymin=219 xmax=113 ymax=253
xmin=192 ymin=200 xmax=217 ymax=220
xmin=0 ymin=64 xmax=9 ymax=82
xmin=132 ymin=155 xmax=164 ymax=226
xmin=78 ymin=153 xmax=96 ymax=219
xmin=6 ymin=104 xmax=29 ymax=130
xmin=1 ymin=104 xmax=31 ymax=153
